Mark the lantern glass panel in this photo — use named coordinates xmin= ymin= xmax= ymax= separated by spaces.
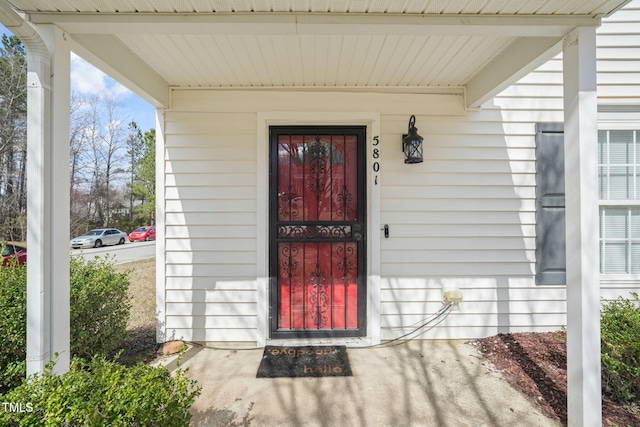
xmin=404 ymin=139 xmax=423 ymax=163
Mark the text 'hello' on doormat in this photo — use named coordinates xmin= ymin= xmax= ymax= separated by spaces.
xmin=256 ymin=345 xmax=352 ymax=378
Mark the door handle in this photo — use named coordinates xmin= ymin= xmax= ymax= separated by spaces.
xmin=353 ymin=232 xmax=363 ymax=241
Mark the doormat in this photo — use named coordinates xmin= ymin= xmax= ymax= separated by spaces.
xmin=256 ymin=345 xmax=352 ymax=378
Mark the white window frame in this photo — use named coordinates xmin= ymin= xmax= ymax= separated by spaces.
xmin=598 ymin=114 xmax=640 ymax=280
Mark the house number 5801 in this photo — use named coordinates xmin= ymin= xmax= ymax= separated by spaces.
xmin=372 ymin=136 xmax=380 ymax=185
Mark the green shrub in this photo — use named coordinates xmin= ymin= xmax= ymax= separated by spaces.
xmin=0 ymin=354 xmax=201 ymax=426
xmin=0 ymin=256 xmax=131 ymax=393
xmin=601 ymin=292 xmax=640 ymax=403
xmin=0 ymin=263 xmax=27 ymax=392
xmin=69 ymin=256 xmax=131 ymax=359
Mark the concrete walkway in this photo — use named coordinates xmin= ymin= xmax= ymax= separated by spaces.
xmin=156 ymin=340 xmax=561 ymax=427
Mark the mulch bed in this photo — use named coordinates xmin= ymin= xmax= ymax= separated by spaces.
xmin=471 ymin=331 xmax=640 ymax=427
xmin=113 ymin=326 xmax=159 ymax=365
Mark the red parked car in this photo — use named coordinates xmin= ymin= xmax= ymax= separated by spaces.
xmin=1 ymin=243 xmax=27 ymax=266
xmin=128 ymin=226 xmax=156 ymax=242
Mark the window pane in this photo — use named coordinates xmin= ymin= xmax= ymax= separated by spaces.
xmin=609 ymin=130 xmax=632 ymax=164
xmin=603 ymin=208 xmax=628 ymax=239
xmin=600 ymin=207 xmax=640 ymax=274
xmin=599 ymin=166 xmax=607 ymax=199
xmin=602 ymin=242 xmax=628 ymax=273
xmin=599 ymin=130 xmax=639 ymax=200
xmin=598 ymin=130 xmax=607 ymax=164
xmin=608 ymin=166 xmax=631 ymax=199
xmin=631 ymin=208 xmax=640 ymax=239
xmin=632 ymin=243 xmax=640 ymax=274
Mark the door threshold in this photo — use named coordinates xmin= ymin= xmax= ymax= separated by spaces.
xmin=267 ymin=336 xmax=374 ymax=348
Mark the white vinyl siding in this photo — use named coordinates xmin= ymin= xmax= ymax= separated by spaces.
xmin=163 ymin=90 xmax=464 ymax=343
xmin=159 ymin=1 xmax=640 ymax=343
xmin=379 ymin=105 xmax=564 ymax=339
xmin=596 ymin=1 xmax=640 ymax=291
xmin=377 ymin=0 xmax=640 ymax=338
xmin=596 ymin=2 xmax=640 ymax=102
xmin=163 ymin=111 xmax=259 ymax=342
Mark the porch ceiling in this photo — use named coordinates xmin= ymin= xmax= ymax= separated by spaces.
xmin=3 ymin=0 xmax=631 ymax=109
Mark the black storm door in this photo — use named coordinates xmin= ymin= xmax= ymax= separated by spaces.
xmin=269 ymin=126 xmax=366 ymax=338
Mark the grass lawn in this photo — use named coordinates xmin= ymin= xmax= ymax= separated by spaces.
xmin=113 ymin=257 xmax=158 ymax=364
xmin=115 ymin=257 xmax=156 ymax=330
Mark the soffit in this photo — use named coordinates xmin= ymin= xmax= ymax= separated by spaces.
xmin=3 ymin=0 xmax=632 ymax=108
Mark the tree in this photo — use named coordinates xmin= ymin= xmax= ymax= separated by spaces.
xmin=0 ymin=35 xmax=27 ymax=241
xmin=69 ymin=91 xmax=93 ymax=237
xmin=80 ymin=94 xmax=129 ymax=228
xmin=0 ymin=35 xmax=155 ymax=239
xmin=101 ymin=97 xmax=127 ymax=226
xmin=130 ymin=128 xmax=156 ymax=225
xmin=125 ymin=121 xmax=144 ymax=222
xmin=69 ymin=95 xmax=154 ymax=235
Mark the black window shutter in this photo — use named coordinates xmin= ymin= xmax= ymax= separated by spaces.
xmin=535 ymin=123 xmax=566 ymax=285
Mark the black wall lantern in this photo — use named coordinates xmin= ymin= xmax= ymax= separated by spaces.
xmin=402 ymin=115 xmax=424 ymax=164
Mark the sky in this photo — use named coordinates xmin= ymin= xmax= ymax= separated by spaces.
xmin=1 ymin=24 xmax=156 ymax=132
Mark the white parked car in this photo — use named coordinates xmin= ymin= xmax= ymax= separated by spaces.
xmin=70 ymin=228 xmax=128 ymax=249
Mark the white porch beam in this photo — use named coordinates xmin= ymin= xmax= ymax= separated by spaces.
xmin=466 ymin=37 xmax=561 ymax=109
xmin=69 ymin=34 xmax=170 ymax=108
xmin=29 ymin=12 xmax=600 ymax=37
xmin=563 ymin=27 xmax=601 ymax=427
xmin=30 ymin=13 xmax=601 ymax=38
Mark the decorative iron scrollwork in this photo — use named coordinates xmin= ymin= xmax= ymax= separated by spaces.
xmin=336 ymin=244 xmax=356 ymax=279
xmin=277 ymin=185 xmax=301 ymax=219
xmin=277 ymin=225 xmax=352 ymax=239
xmin=279 ymin=244 xmax=299 ymax=278
xmin=336 ymin=184 xmax=354 ymax=219
xmin=308 ymin=263 xmax=329 ymax=329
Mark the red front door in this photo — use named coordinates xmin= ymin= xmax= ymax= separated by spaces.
xmin=270 ymin=126 xmax=366 ymax=338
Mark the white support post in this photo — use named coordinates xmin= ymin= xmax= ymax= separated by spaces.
xmin=25 ymin=39 xmax=52 ymax=377
xmin=41 ymin=25 xmax=71 ymax=374
xmin=25 ymin=24 xmax=71 ymax=376
xmin=155 ymin=108 xmax=167 ymax=343
xmin=562 ymin=27 xmax=601 ymax=427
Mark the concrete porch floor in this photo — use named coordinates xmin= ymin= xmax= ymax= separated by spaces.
xmin=156 ymin=340 xmax=561 ymax=427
